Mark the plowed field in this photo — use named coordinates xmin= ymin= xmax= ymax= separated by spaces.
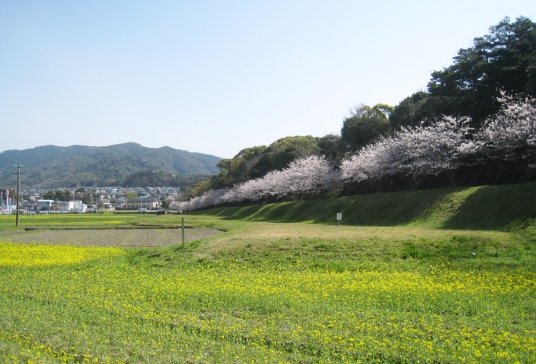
xmin=1 ymin=228 xmax=221 ymax=247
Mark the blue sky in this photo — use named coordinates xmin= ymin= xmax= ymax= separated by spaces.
xmin=1 ymin=1 xmax=534 ymax=158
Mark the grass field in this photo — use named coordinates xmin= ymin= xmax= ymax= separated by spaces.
xmin=0 ymin=184 xmax=535 ymax=363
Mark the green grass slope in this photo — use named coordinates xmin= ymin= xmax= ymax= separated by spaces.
xmin=195 ymin=181 xmax=536 ymax=231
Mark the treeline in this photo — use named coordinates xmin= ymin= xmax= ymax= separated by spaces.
xmin=177 ymin=16 xmax=536 ymax=210
xmin=172 ymin=95 xmax=535 ymax=211
xmin=189 ymin=135 xmax=343 ymax=197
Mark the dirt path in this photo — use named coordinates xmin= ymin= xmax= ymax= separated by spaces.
xmin=0 ymin=228 xmax=222 ymax=247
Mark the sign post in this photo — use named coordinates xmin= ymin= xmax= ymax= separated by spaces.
xmin=336 ymin=213 xmax=342 ymax=226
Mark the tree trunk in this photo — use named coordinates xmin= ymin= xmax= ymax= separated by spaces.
xmin=445 ymin=170 xmax=457 ymax=186
xmin=367 ymin=179 xmax=382 ymax=192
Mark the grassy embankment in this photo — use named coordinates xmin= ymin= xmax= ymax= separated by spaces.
xmin=0 ymin=182 xmax=535 ymax=363
xmin=195 ymin=182 xmax=536 ymax=231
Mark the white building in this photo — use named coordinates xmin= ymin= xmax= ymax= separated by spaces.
xmin=36 ymin=200 xmax=54 ymax=211
xmin=57 ymin=200 xmax=87 ymax=212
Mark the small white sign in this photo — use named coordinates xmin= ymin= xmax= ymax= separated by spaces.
xmin=336 ymin=213 xmax=342 ymax=221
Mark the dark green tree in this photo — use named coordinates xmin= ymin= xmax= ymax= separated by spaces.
xmin=317 ymin=134 xmax=345 ymax=165
xmin=248 ymin=136 xmax=321 ymax=178
xmin=340 ymin=104 xmax=393 ymax=153
xmin=428 ymin=16 xmax=536 ymax=126
xmin=189 ymin=136 xmax=326 ymax=197
xmin=210 ymin=146 xmax=268 ymax=189
xmin=43 ymin=190 xmax=56 ymax=200
xmin=161 ymin=199 xmax=170 ymax=210
xmin=389 ymin=91 xmax=439 ymax=129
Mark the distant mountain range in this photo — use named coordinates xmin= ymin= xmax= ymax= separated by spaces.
xmin=0 ymin=143 xmax=222 ymax=189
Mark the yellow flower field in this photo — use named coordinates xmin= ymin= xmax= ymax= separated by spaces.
xmin=0 ymin=242 xmax=124 ymax=267
xmin=1 ymin=238 xmax=535 ymax=363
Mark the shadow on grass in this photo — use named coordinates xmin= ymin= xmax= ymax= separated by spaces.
xmin=441 ymin=182 xmax=536 ymax=231
xmin=197 ymin=181 xmax=536 ymax=231
xmin=200 ymin=188 xmax=453 ymax=226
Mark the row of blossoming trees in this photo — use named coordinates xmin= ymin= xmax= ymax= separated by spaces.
xmin=172 ymin=96 xmax=535 ymax=212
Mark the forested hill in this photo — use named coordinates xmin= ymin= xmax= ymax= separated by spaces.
xmin=0 ymin=143 xmax=221 ymax=188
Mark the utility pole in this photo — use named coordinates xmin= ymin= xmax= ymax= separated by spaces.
xmin=182 ymin=218 xmax=185 ymax=248
xmin=13 ymin=164 xmax=25 ymax=227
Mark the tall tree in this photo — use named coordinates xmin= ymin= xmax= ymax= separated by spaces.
xmin=340 ymin=104 xmax=393 ymax=153
xmin=389 ymin=91 xmax=438 ymax=129
xmin=317 ymin=134 xmax=345 ymax=165
xmin=250 ymin=136 xmax=321 ymax=178
xmin=428 ymin=16 xmax=536 ymax=126
xmin=213 ymin=146 xmax=268 ymax=188
xmin=189 ymin=136 xmax=323 ymax=197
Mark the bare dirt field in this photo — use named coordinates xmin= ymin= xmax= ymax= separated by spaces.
xmin=1 ymin=228 xmax=222 ymax=247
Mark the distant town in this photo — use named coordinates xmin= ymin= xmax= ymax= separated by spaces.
xmin=0 ymin=186 xmax=181 ymax=214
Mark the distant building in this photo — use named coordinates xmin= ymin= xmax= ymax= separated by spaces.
xmin=36 ymin=200 xmax=54 ymax=211
xmin=100 ymin=198 xmax=111 ymax=209
xmin=124 ymin=197 xmax=160 ymax=210
xmin=57 ymin=200 xmax=87 ymax=212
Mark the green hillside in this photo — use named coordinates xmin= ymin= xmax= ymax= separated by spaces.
xmin=0 ymin=143 xmax=221 ymax=188
xmin=194 ymin=181 xmax=536 ymax=231
xmin=121 ymin=170 xmax=212 ymax=188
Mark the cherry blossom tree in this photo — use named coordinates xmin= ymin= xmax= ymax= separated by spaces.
xmin=176 ymin=155 xmax=340 ymax=211
xmin=342 ymin=116 xmax=475 ymax=187
xmin=341 ymin=138 xmax=400 ymax=189
xmin=169 ymin=200 xmax=188 ymax=212
xmin=229 ymin=155 xmax=339 ymax=202
xmin=282 ymin=155 xmax=340 ymax=197
xmin=394 ymin=116 xmax=475 ymax=186
xmin=476 ymin=94 xmax=536 ymax=165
